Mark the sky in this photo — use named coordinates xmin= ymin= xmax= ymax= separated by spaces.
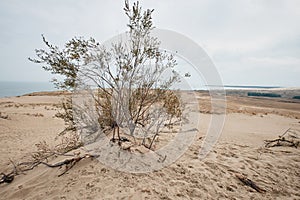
xmin=0 ymin=0 xmax=299 ymax=87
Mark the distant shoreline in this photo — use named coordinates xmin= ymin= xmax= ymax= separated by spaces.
xmin=208 ymin=85 xmax=281 ymax=89
xmin=0 ymin=81 xmax=299 ymax=98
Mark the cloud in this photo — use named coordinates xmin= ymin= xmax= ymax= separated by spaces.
xmin=0 ymin=0 xmax=299 ymax=86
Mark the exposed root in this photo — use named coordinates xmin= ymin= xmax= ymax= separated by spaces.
xmin=0 ymin=135 xmax=84 ymax=184
xmin=0 ymin=154 xmax=98 ymax=184
xmin=40 ymin=154 xmax=98 ymax=177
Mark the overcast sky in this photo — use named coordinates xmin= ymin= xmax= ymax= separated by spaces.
xmin=0 ymin=0 xmax=299 ymax=87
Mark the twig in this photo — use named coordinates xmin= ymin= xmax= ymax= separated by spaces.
xmin=21 ymin=161 xmax=41 ymax=172
xmin=281 ymin=128 xmax=291 ymax=138
xmin=9 ymin=159 xmax=19 ymax=175
xmin=41 ymin=156 xmax=83 ymax=168
xmin=235 ymin=173 xmax=266 ymax=193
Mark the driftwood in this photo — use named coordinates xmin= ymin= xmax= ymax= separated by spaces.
xmin=264 ymin=128 xmax=299 ymax=148
xmin=235 ymin=173 xmax=266 ymax=193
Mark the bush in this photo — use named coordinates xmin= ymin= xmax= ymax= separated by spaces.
xmin=30 ymin=0 xmax=182 ymax=148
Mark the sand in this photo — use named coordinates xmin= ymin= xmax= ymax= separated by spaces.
xmin=0 ymin=90 xmax=299 ymax=199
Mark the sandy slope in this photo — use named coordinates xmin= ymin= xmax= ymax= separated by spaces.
xmin=0 ymin=92 xmax=299 ymax=199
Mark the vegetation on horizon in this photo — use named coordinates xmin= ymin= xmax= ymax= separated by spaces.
xmin=247 ymin=92 xmax=281 ymax=98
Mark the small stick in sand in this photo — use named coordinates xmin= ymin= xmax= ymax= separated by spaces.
xmin=235 ymin=173 xmax=266 ymax=193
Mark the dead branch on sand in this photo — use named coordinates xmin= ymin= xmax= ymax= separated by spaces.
xmin=40 ymin=154 xmax=98 ymax=177
xmin=0 ymin=135 xmax=86 ymax=185
xmin=0 ymin=154 xmax=98 ymax=184
xmin=235 ymin=173 xmax=266 ymax=193
xmin=264 ymin=128 xmax=299 ymax=148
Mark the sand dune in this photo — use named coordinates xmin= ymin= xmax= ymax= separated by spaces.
xmin=0 ymin=91 xmax=299 ymax=199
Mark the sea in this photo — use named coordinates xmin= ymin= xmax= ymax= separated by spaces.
xmin=0 ymin=81 xmax=283 ymax=98
xmin=0 ymin=81 xmax=57 ymax=98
